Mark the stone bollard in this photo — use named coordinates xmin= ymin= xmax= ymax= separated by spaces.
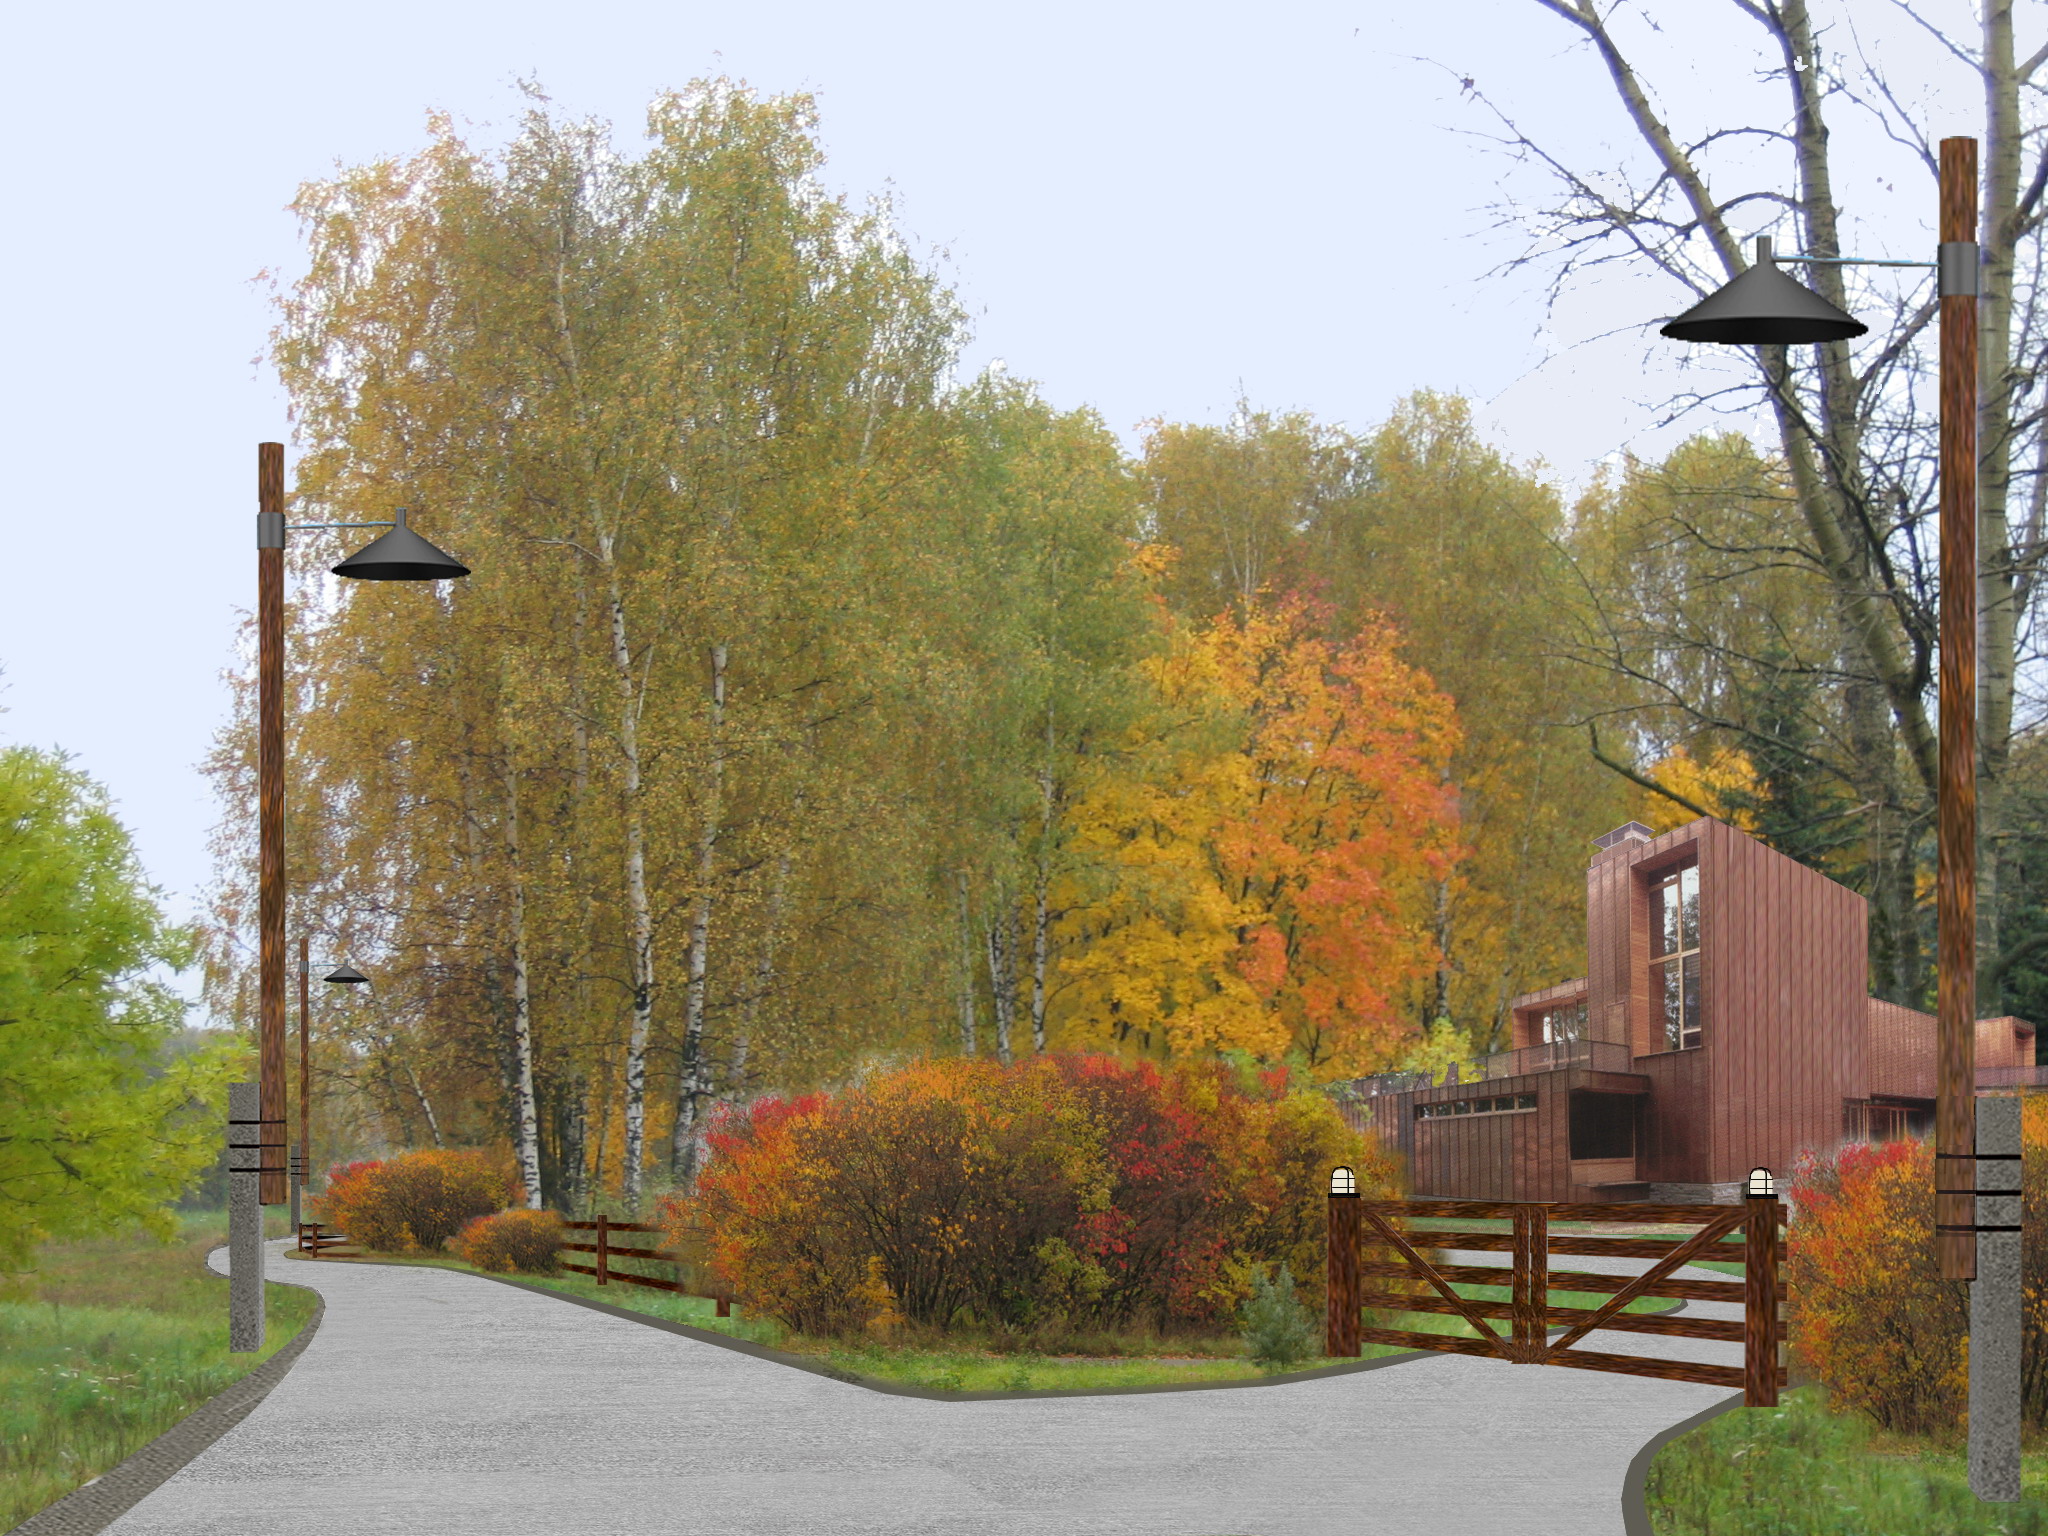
xmin=1970 ymin=1094 xmax=2021 ymax=1503
xmin=229 ymin=1082 xmax=266 ymax=1353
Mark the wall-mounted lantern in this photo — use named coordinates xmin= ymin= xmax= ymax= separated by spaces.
xmin=1745 ymin=1166 xmax=1776 ymax=1200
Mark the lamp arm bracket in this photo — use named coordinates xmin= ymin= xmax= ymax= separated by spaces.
xmin=285 ymin=521 xmax=398 ymax=531
xmin=1780 ymin=253 xmax=1938 ymax=268
xmin=1779 ymin=246 xmax=1981 ymax=296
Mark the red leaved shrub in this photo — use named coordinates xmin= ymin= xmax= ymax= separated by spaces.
xmin=1783 ymin=1103 xmax=2048 ymax=1448
xmin=452 ymin=1208 xmax=564 ymax=1274
xmin=667 ymin=1053 xmax=1405 ymax=1341
xmin=311 ymin=1149 xmax=513 ymax=1254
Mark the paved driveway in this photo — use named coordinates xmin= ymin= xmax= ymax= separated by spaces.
xmin=85 ymin=1235 xmax=1754 ymax=1536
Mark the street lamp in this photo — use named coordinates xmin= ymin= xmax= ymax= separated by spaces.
xmin=288 ymin=940 xmax=369 ymax=1234
xmin=1656 ymin=142 xmax=1979 ymax=1286
xmin=1655 ymin=138 xmax=2011 ymax=1499
xmin=233 ymin=440 xmax=469 ymax=1353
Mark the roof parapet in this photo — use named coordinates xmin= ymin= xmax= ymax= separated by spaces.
xmin=1592 ymin=821 xmax=1655 ymax=851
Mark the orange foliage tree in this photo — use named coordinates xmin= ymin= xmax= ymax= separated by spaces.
xmin=666 ymin=1052 xmax=1408 ymax=1341
xmin=1055 ymin=585 xmax=1462 ymax=1077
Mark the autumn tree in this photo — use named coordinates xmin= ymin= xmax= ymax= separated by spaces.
xmin=1487 ymin=0 xmax=2048 ymax=1009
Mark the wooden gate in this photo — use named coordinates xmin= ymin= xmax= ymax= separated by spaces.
xmin=1347 ymin=1197 xmax=1786 ymax=1406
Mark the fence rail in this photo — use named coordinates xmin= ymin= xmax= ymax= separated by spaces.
xmin=296 ymin=1223 xmax=357 ymax=1257
xmin=559 ymin=1216 xmax=732 ymax=1315
xmin=1332 ymin=1196 xmax=1786 ymax=1406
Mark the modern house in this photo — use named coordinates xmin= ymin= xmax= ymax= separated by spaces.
xmin=1333 ymin=817 xmax=2040 ymax=1205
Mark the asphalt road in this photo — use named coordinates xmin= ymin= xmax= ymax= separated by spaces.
xmin=69 ymin=1235 xmax=1752 ymax=1536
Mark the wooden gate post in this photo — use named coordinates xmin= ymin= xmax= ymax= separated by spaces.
xmin=1744 ymin=1172 xmax=1781 ymax=1407
xmin=1513 ymin=1204 xmax=1548 ymax=1363
xmin=597 ymin=1213 xmax=610 ymax=1287
xmin=1327 ymin=1167 xmax=1361 ymax=1357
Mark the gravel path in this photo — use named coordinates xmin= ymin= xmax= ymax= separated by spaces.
xmin=49 ymin=1236 xmax=1757 ymax=1536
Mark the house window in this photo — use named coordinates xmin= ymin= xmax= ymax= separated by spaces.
xmin=1649 ymin=861 xmax=1701 ymax=1051
xmin=1415 ymin=1094 xmax=1537 ymax=1120
xmin=1538 ymin=999 xmax=1586 ymax=1044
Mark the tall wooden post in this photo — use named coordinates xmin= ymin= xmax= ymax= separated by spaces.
xmin=1936 ymin=138 xmax=1980 ymax=1283
xmin=1743 ymin=1187 xmax=1782 ymax=1407
xmin=298 ymin=932 xmax=311 ymax=1206
xmin=598 ymin=1212 xmax=611 ymax=1287
xmin=258 ymin=443 xmax=288 ymax=1206
xmin=1325 ymin=1176 xmax=1360 ymax=1357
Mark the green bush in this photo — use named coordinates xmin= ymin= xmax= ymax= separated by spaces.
xmin=451 ymin=1208 xmax=563 ymax=1274
xmin=1239 ymin=1262 xmax=1318 ymax=1373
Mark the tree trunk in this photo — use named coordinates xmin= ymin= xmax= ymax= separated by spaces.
xmin=400 ymin=1055 xmax=444 ymax=1149
xmin=956 ymin=870 xmax=978 ymax=1055
xmin=673 ymin=642 xmax=728 ymax=1189
xmin=605 ymin=557 xmax=657 ymax=1207
xmin=986 ymin=894 xmax=1016 ymax=1066
xmin=502 ymin=755 xmax=543 ymax=1209
xmin=1977 ymin=0 xmax=2022 ymax=1012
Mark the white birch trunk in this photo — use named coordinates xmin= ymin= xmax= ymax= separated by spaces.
xmin=673 ymin=642 xmax=727 ymax=1188
xmin=502 ymin=755 xmax=543 ymax=1209
xmin=605 ymin=556 xmax=656 ymax=1208
xmin=956 ymin=869 xmax=977 ymax=1055
xmin=401 ymin=1057 xmax=444 ymax=1149
xmin=986 ymin=898 xmax=1016 ymax=1066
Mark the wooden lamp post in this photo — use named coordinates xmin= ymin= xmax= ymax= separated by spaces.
xmin=1658 ymin=138 xmax=2009 ymax=1497
xmin=232 ymin=441 xmax=468 ymax=1348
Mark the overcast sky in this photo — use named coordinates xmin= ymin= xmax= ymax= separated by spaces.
xmin=0 ymin=1 xmax=1982 ymax=1008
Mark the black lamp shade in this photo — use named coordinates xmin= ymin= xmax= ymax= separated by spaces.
xmin=1661 ymin=259 xmax=1867 ymax=345
xmin=324 ymin=965 xmax=369 ymax=985
xmin=331 ymin=509 xmax=470 ymax=582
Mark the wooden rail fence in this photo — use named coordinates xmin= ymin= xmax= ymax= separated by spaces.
xmin=1333 ymin=1197 xmax=1787 ymax=1407
xmin=296 ymin=1222 xmax=357 ymax=1257
xmin=560 ymin=1216 xmax=733 ymax=1315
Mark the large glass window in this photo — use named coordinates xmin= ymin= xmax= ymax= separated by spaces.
xmin=1538 ymin=999 xmax=1586 ymax=1044
xmin=1649 ymin=862 xmax=1701 ymax=1050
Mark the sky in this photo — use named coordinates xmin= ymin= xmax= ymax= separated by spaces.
xmin=0 ymin=1 xmax=1983 ymax=1012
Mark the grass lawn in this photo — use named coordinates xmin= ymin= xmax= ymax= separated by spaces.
xmin=1 ymin=1209 xmax=315 ymax=1534
xmin=284 ymin=1239 xmax=1688 ymax=1393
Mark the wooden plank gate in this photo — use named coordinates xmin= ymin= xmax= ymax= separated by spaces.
xmin=1333 ymin=1197 xmax=1787 ymax=1406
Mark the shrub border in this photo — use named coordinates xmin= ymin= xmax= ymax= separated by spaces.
xmin=10 ymin=1240 xmax=323 ymax=1536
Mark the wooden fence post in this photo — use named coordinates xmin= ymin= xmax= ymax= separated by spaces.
xmin=1326 ymin=1170 xmax=1361 ymax=1357
xmin=1513 ymin=1204 xmax=1547 ymax=1363
xmin=598 ymin=1213 xmax=610 ymax=1287
xmin=1744 ymin=1190 xmax=1780 ymax=1407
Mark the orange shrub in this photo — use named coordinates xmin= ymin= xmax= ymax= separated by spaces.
xmin=452 ymin=1208 xmax=564 ymax=1274
xmin=314 ymin=1149 xmax=513 ymax=1254
xmin=668 ymin=1053 xmax=1404 ymax=1341
xmin=1783 ymin=1103 xmax=2048 ymax=1449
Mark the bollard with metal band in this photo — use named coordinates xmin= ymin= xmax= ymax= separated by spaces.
xmin=226 ymin=1083 xmax=271 ymax=1352
xmin=1742 ymin=1167 xmax=1781 ymax=1408
xmin=1971 ymin=1095 xmax=2022 ymax=1502
xmin=1326 ymin=1165 xmax=1361 ymax=1357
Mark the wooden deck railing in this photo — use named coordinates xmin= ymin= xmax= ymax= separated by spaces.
xmin=560 ymin=1216 xmax=733 ymax=1315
